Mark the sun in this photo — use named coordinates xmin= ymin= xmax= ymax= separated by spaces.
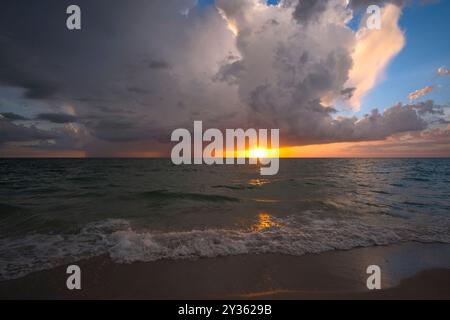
xmin=249 ymin=148 xmax=270 ymax=159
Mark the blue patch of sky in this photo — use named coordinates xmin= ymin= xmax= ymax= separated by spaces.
xmin=347 ymin=7 xmax=364 ymax=31
xmin=358 ymin=1 xmax=450 ymax=116
xmin=267 ymin=0 xmax=281 ymax=6
xmin=196 ymin=0 xmax=215 ymax=7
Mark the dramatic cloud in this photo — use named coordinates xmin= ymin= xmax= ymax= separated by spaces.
xmin=409 ymin=85 xmax=434 ymax=101
xmin=213 ymin=0 xmax=434 ymax=146
xmin=0 ymin=0 xmax=446 ymax=156
xmin=347 ymin=3 xmax=405 ymax=109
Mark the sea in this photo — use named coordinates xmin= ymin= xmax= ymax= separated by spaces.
xmin=0 ymin=158 xmax=449 ymax=280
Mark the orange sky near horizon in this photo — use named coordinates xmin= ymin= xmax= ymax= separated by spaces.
xmin=3 ymin=139 xmax=449 ymax=158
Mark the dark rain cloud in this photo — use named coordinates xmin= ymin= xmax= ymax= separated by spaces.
xmin=293 ymin=0 xmax=329 ymax=24
xmin=0 ymin=118 xmax=56 ymax=144
xmin=0 ymin=112 xmax=28 ymax=121
xmin=36 ymin=113 xmax=77 ymax=124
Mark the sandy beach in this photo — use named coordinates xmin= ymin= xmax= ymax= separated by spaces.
xmin=1 ymin=242 xmax=449 ymax=300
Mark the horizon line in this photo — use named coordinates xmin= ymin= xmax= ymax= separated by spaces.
xmin=1 ymin=156 xmax=450 ymax=160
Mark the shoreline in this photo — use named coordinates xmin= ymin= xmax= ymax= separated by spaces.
xmin=0 ymin=242 xmax=449 ymax=299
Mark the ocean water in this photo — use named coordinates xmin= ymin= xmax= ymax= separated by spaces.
xmin=0 ymin=158 xmax=450 ymax=280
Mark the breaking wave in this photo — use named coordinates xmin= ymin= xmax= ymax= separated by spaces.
xmin=1 ymin=213 xmax=450 ymax=281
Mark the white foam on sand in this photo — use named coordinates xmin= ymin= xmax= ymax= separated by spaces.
xmin=1 ymin=213 xmax=450 ymax=281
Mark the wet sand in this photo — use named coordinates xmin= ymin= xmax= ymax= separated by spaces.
xmin=0 ymin=242 xmax=449 ymax=300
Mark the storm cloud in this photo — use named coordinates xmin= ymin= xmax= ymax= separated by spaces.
xmin=0 ymin=118 xmax=56 ymax=144
xmin=0 ymin=112 xmax=28 ymax=121
xmin=0 ymin=0 xmax=447 ymax=155
xmin=36 ymin=113 xmax=77 ymax=124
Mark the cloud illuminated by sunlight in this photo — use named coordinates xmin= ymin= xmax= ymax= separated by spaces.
xmin=347 ymin=4 xmax=405 ymax=110
xmin=217 ymin=7 xmax=239 ymax=36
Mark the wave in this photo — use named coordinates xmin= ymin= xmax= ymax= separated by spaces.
xmin=212 ymin=185 xmax=254 ymax=190
xmin=138 ymin=190 xmax=240 ymax=202
xmin=1 ymin=214 xmax=450 ymax=281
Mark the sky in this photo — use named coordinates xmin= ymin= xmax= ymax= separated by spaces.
xmin=0 ymin=0 xmax=449 ymax=158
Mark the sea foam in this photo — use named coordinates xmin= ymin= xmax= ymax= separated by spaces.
xmin=1 ymin=213 xmax=450 ymax=281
